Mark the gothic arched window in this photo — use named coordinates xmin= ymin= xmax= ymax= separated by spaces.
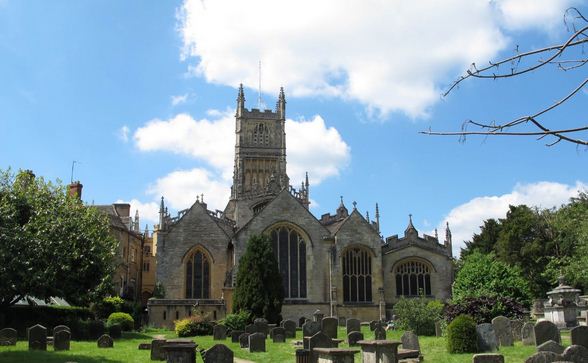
xmin=185 ymin=250 xmax=210 ymax=299
xmin=269 ymin=226 xmax=307 ymax=299
xmin=394 ymin=260 xmax=432 ymax=297
xmin=342 ymin=247 xmax=372 ymax=303
xmin=252 ymin=123 xmax=270 ymax=145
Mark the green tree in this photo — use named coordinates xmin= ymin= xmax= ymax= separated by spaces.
xmin=460 ymin=218 xmax=501 ymax=259
xmin=453 ymin=251 xmax=532 ymax=306
xmin=233 ymin=234 xmax=284 ymax=323
xmin=0 ymin=169 xmax=117 ymax=310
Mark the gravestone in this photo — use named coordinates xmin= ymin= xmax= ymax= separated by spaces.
xmin=401 ymin=331 xmax=420 ymax=351
xmin=476 ymin=323 xmax=499 ymax=353
xmin=53 ymin=325 xmax=70 ymax=336
xmin=492 ymin=316 xmax=514 ymax=346
xmin=0 ymin=328 xmax=17 ymax=345
xmin=97 ymin=334 xmax=113 ymax=348
xmin=524 ymin=351 xmax=562 ymax=363
xmin=537 ymin=340 xmax=564 ymax=354
xmin=473 ymin=353 xmax=505 ymax=363
xmin=254 ymin=318 xmax=269 ymax=337
xmin=535 ymin=320 xmax=561 ymax=346
xmin=213 ymin=324 xmax=227 ymax=340
xmin=522 ymin=322 xmax=536 ymax=346
xmin=374 ymin=325 xmax=386 ymax=340
xmin=271 ymin=327 xmax=285 ymax=340
xmin=273 ymin=333 xmax=285 ymax=343
xmin=28 ymin=324 xmax=47 ymax=351
xmin=346 ymin=318 xmax=361 ymax=335
xmin=309 ymin=331 xmax=334 ymax=363
xmin=303 ymin=321 xmax=321 ymax=337
xmin=245 ymin=324 xmax=256 ymax=334
xmin=348 ymin=331 xmax=364 ymax=346
xmin=511 ymin=320 xmax=524 ymax=341
xmin=248 ymin=332 xmax=266 ymax=352
xmin=562 ymin=344 xmax=588 ymax=363
xmin=151 ymin=338 xmax=167 ymax=360
xmin=338 ymin=317 xmax=346 ymax=327
xmin=239 ymin=333 xmax=250 ymax=348
xmin=231 ymin=330 xmax=244 ymax=343
xmin=138 ymin=343 xmax=151 ymax=349
xmin=322 ymin=317 xmax=338 ymax=339
xmin=283 ymin=320 xmax=296 ymax=338
xmin=313 ymin=311 xmax=324 ymax=322
xmin=571 ymin=326 xmax=588 ymax=348
xmin=204 ymin=344 xmax=234 ymax=363
xmin=53 ymin=330 xmax=71 ymax=351
xmin=435 ymin=321 xmax=443 ymax=337
xmin=299 ymin=317 xmax=308 ymax=327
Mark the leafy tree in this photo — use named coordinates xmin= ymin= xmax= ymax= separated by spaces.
xmin=460 ymin=218 xmax=501 ymax=259
xmin=0 ymin=169 xmax=117 ymax=311
xmin=393 ymin=296 xmax=443 ymax=336
xmin=453 ymin=251 xmax=532 ymax=306
xmin=233 ymin=234 xmax=284 ymax=323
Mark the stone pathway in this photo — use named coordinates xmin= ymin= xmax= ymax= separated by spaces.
xmin=234 ymin=359 xmax=255 ymax=363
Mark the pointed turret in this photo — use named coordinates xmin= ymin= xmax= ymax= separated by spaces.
xmin=158 ymin=196 xmax=166 ymax=231
xmin=375 ymin=203 xmax=380 ymax=234
xmin=236 ymin=83 xmax=245 ymax=117
xmin=277 ymin=86 xmax=286 ymax=120
xmin=404 ymin=214 xmax=417 ymax=237
xmin=133 ymin=209 xmax=140 ymax=232
xmin=445 ymin=222 xmax=453 ymax=257
xmin=336 ymin=196 xmax=349 ymax=219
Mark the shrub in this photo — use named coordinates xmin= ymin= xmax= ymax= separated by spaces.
xmin=108 ymin=323 xmax=122 ymax=339
xmin=221 ymin=311 xmax=251 ymax=332
xmin=446 ymin=315 xmax=478 ymax=354
xmin=444 ymin=296 xmax=526 ymax=324
xmin=107 ymin=312 xmax=134 ymax=331
xmin=393 ymin=296 xmax=444 ymax=336
xmin=0 ymin=305 xmax=93 ymax=338
xmin=92 ymin=296 xmax=126 ymax=319
xmin=175 ymin=314 xmax=214 ymax=337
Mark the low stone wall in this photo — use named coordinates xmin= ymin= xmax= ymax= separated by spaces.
xmin=147 ymin=299 xmax=227 ymax=329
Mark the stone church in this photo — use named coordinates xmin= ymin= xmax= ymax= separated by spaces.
xmin=148 ymin=86 xmax=454 ymax=327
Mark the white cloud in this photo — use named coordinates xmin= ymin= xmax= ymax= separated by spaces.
xmin=436 ymin=181 xmax=588 ymax=257
xmin=171 ymin=93 xmax=189 ymax=106
xmin=177 ymin=0 xmax=572 ymax=118
xmin=118 ymin=125 xmax=130 ymax=142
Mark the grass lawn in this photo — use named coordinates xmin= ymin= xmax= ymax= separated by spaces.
xmin=0 ymin=326 xmax=571 ymax=363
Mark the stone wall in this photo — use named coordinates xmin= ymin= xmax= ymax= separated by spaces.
xmin=147 ymin=299 xmax=227 ymax=329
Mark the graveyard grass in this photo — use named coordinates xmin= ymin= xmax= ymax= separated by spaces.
xmin=0 ymin=326 xmax=570 ymax=362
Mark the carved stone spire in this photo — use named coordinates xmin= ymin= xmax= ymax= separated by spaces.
xmin=158 ymin=196 xmax=166 ymax=231
xmin=375 ymin=203 xmax=380 ymax=233
xmin=445 ymin=222 xmax=453 ymax=257
xmin=404 ymin=214 xmax=417 ymax=236
xmin=236 ymin=83 xmax=245 ymax=117
xmin=277 ymin=86 xmax=286 ymax=120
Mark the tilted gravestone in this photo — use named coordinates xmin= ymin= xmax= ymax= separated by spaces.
xmin=299 ymin=317 xmax=307 ymax=327
xmin=28 ymin=324 xmax=47 ymax=351
xmin=348 ymin=331 xmax=364 ymax=346
xmin=53 ymin=330 xmax=71 ymax=351
xmin=254 ymin=318 xmax=269 ymax=337
xmin=282 ymin=320 xmax=296 ymax=338
xmin=534 ymin=320 xmax=561 ymax=346
xmin=522 ymin=322 xmax=536 ymax=346
xmin=571 ymin=326 xmax=588 ymax=349
xmin=151 ymin=339 xmax=167 ymax=360
xmin=213 ymin=324 xmax=227 ymax=340
xmin=308 ymin=331 xmax=334 ymax=363
xmin=401 ymin=331 xmax=420 ymax=351
xmin=303 ymin=321 xmax=321 ymax=337
xmin=245 ymin=324 xmax=256 ymax=334
xmin=248 ymin=332 xmax=266 ymax=352
xmin=374 ymin=325 xmax=386 ymax=340
xmin=204 ymin=343 xmax=234 ymax=363
xmin=0 ymin=328 xmax=17 ymax=346
xmin=97 ymin=334 xmax=113 ymax=348
xmin=346 ymin=318 xmax=361 ymax=335
xmin=239 ymin=333 xmax=250 ymax=348
xmin=321 ymin=317 xmax=338 ymax=339
xmin=523 ymin=351 xmax=562 ymax=363
xmin=476 ymin=323 xmax=499 ymax=353
xmin=472 ymin=353 xmax=505 ymax=363
xmin=231 ymin=330 xmax=244 ymax=343
xmin=491 ymin=316 xmax=514 ymax=347
xmin=537 ymin=340 xmax=564 ymax=355
xmin=271 ymin=327 xmax=285 ymax=342
xmin=562 ymin=344 xmax=588 ymax=363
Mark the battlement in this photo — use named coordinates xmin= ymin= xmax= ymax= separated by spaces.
xmin=240 ymin=108 xmax=281 ymax=119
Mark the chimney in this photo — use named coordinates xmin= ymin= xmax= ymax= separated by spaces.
xmin=68 ymin=181 xmax=83 ymax=199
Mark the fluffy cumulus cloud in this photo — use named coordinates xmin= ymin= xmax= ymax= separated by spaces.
xmin=437 ymin=181 xmax=588 ymax=257
xmin=177 ymin=0 xmax=574 ymax=118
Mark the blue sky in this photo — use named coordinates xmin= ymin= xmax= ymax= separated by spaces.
xmin=1 ymin=0 xmax=587 ymax=255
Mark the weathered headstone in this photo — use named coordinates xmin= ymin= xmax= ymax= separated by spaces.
xmin=369 ymin=320 xmax=378 ymax=331
xmin=309 ymin=331 xmax=334 ymax=362
xmin=522 ymin=322 xmax=536 ymax=346
xmin=524 ymin=351 xmax=562 ymax=363
xmin=571 ymin=326 xmax=588 ymax=349
xmin=338 ymin=317 xmax=346 ymax=327
xmin=271 ymin=327 xmax=285 ymax=341
xmin=374 ymin=325 xmax=386 ymax=340
xmin=53 ymin=330 xmax=71 ymax=351
xmin=303 ymin=321 xmax=321 ymax=337
xmin=401 ymin=331 xmax=420 ymax=351
xmin=254 ymin=318 xmax=269 ymax=337
xmin=282 ymin=320 xmax=296 ymax=338
xmin=537 ymin=340 xmax=564 ymax=355
xmin=562 ymin=344 xmax=588 ymax=363
xmin=53 ymin=325 xmax=70 ymax=336
xmin=239 ymin=333 xmax=250 ymax=348
xmin=348 ymin=331 xmax=364 ymax=346
xmin=535 ymin=320 xmax=561 ymax=346
xmin=313 ymin=311 xmax=324 ymax=322
xmin=97 ymin=334 xmax=113 ymax=348
xmin=204 ymin=344 xmax=234 ymax=363
xmin=511 ymin=320 xmax=524 ymax=341
xmin=213 ymin=324 xmax=227 ymax=340
xmin=28 ymin=324 xmax=47 ymax=351
xmin=245 ymin=324 xmax=256 ymax=334
xmin=473 ymin=353 xmax=505 ymax=363
xmin=151 ymin=338 xmax=167 ymax=360
xmin=273 ymin=333 xmax=286 ymax=343
xmin=248 ymin=332 xmax=266 ymax=352
xmin=299 ymin=317 xmax=307 ymax=327
xmin=346 ymin=318 xmax=361 ymax=335
xmin=492 ymin=316 xmax=514 ymax=346
xmin=0 ymin=328 xmax=17 ymax=345
xmin=476 ymin=323 xmax=499 ymax=353
xmin=231 ymin=330 xmax=244 ymax=343
xmin=321 ymin=317 xmax=338 ymax=339
xmin=435 ymin=321 xmax=443 ymax=337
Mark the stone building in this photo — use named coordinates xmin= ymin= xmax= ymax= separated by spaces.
xmin=148 ymin=86 xmax=453 ymax=327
